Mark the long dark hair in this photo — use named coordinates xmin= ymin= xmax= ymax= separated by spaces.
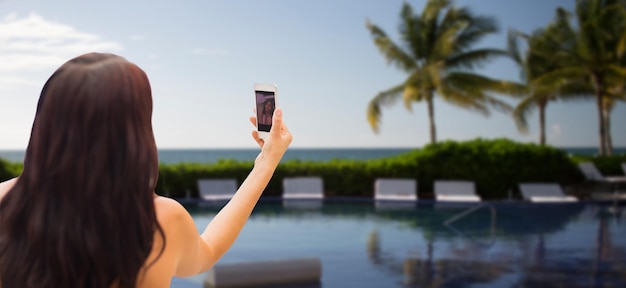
xmin=0 ymin=53 xmax=165 ymax=288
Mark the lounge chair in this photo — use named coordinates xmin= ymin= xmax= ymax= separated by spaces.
xmin=578 ymin=162 xmax=626 ymax=198
xmin=197 ymin=178 xmax=238 ymax=201
xmin=282 ymin=177 xmax=324 ymax=209
xmin=519 ymin=183 xmax=578 ymax=203
xmin=374 ymin=178 xmax=417 ymax=201
xmin=434 ymin=180 xmax=481 ymax=202
xmin=578 ymin=162 xmax=626 ymax=183
xmin=206 ymin=257 xmax=321 ymax=288
xmin=374 ymin=178 xmax=417 ymax=209
xmin=282 ymin=177 xmax=324 ymax=199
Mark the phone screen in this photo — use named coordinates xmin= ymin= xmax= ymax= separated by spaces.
xmin=255 ymin=90 xmax=276 ymax=132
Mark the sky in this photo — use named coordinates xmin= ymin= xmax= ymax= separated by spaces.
xmin=0 ymin=0 xmax=624 ymax=149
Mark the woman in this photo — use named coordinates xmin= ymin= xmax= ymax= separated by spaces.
xmin=259 ymin=98 xmax=275 ymax=126
xmin=0 ymin=52 xmax=292 ymax=288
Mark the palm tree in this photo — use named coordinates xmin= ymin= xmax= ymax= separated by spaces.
xmin=606 ymin=33 xmax=626 ymax=155
xmin=605 ymin=87 xmax=626 ymax=155
xmin=508 ymin=11 xmax=592 ymax=146
xmin=535 ymin=0 xmax=626 ymax=155
xmin=366 ymin=0 xmax=523 ymax=144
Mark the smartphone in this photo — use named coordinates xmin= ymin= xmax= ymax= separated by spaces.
xmin=254 ymin=83 xmax=278 ymax=139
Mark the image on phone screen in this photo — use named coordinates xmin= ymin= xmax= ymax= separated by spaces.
xmin=256 ymin=90 xmax=275 ymax=132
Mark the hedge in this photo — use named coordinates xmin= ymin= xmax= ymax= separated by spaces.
xmin=0 ymin=158 xmax=23 ymax=183
xmin=1 ymin=138 xmax=625 ymax=200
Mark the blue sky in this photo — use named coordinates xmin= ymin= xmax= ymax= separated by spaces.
xmin=0 ymin=0 xmax=624 ymax=149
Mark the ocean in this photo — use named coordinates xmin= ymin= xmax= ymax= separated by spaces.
xmin=0 ymin=147 xmax=624 ymax=164
xmin=0 ymin=148 xmax=413 ymax=164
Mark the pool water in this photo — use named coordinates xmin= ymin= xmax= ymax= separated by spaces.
xmin=180 ymin=200 xmax=626 ymax=287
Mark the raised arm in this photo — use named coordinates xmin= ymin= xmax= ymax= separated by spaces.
xmin=173 ymin=108 xmax=291 ymax=276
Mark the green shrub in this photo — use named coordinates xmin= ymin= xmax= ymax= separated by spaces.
xmin=3 ymin=140 xmax=623 ymax=200
xmin=0 ymin=158 xmax=23 ymax=182
xmin=156 ymin=159 xmax=254 ymax=198
xmin=153 ymin=138 xmax=588 ymax=200
xmin=404 ymin=139 xmax=583 ymax=199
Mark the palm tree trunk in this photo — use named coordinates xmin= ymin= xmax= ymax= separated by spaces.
xmin=591 ymin=217 xmax=611 ymax=286
xmin=592 ymin=74 xmax=607 ymax=156
xmin=538 ymin=102 xmax=546 ymax=146
xmin=426 ymin=239 xmax=434 ymax=285
xmin=603 ymin=105 xmax=613 ymax=156
xmin=427 ymin=93 xmax=436 ymax=144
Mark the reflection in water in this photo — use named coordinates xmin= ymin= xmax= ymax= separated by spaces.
xmin=187 ymin=201 xmax=625 ymax=287
xmin=366 ymin=229 xmax=409 ymax=279
xmin=515 ymin=206 xmax=626 ymax=287
xmin=367 ymin=230 xmax=381 ymax=264
xmin=404 ymin=257 xmax=511 ymax=287
xmin=366 ymin=203 xmax=626 ymax=287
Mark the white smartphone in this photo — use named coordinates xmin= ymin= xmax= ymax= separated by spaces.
xmin=254 ymin=83 xmax=278 ymax=139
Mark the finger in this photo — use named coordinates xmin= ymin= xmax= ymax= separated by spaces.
xmin=270 ymin=107 xmax=283 ymax=136
xmin=281 ymin=123 xmax=291 ymax=136
xmin=249 ymin=116 xmax=257 ymax=127
xmin=251 ymin=130 xmax=264 ymax=147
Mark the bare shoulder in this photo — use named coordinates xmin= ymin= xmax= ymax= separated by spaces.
xmin=153 ymin=196 xmax=192 ymax=223
xmin=151 ymin=196 xmax=203 ymax=271
xmin=0 ymin=177 xmax=18 ymax=201
xmin=152 ymin=196 xmax=199 ymax=240
xmin=140 ymin=196 xmax=197 ymax=288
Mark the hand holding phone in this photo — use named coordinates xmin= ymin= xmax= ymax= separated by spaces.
xmin=254 ymin=83 xmax=278 ymax=139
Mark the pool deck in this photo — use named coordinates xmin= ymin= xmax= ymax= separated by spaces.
xmin=174 ymin=194 xmax=626 ymax=208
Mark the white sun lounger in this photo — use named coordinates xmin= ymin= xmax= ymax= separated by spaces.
xmin=374 ymin=178 xmax=417 ymax=201
xmin=282 ymin=177 xmax=324 ymax=209
xmin=374 ymin=178 xmax=417 ymax=209
xmin=197 ymin=178 xmax=238 ymax=201
xmin=282 ymin=177 xmax=324 ymax=199
xmin=434 ymin=180 xmax=481 ymax=202
xmin=206 ymin=257 xmax=321 ymax=288
xmin=519 ymin=183 xmax=578 ymax=203
xmin=579 ymin=162 xmax=626 ymax=195
xmin=578 ymin=162 xmax=626 ymax=183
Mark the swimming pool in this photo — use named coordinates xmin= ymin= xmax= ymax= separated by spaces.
xmin=177 ymin=200 xmax=626 ymax=287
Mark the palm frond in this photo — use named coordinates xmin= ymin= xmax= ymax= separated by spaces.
xmin=432 ymin=20 xmax=463 ymax=60
xmin=438 ymin=72 xmax=518 ymax=115
xmin=607 ymin=64 xmax=626 ymax=78
xmin=445 ymin=48 xmax=508 ymax=70
xmin=437 ymin=4 xmax=462 ymax=35
xmin=483 ymin=95 xmax=514 ymax=114
xmin=366 ymin=20 xmax=417 ymax=72
xmin=542 ymin=8 xmax=579 ymax=59
xmin=618 ymin=27 xmax=626 ymax=57
xmin=547 ymin=80 xmax=593 ymax=101
xmin=433 ymin=7 xmax=467 ymax=59
xmin=445 ymin=72 xmax=527 ymax=97
xmin=402 ymin=72 xmax=429 ymax=111
xmin=454 ymin=13 xmax=499 ymax=51
xmin=532 ymin=67 xmax=588 ymax=90
xmin=507 ymin=29 xmax=540 ymax=83
xmin=422 ymin=0 xmax=450 ymax=28
xmin=506 ymin=30 xmax=524 ymax=65
xmin=367 ymin=83 xmax=405 ymax=132
xmin=438 ymin=86 xmax=490 ymax=116
xmin=513 ymin=95 xmax=539 ymax=133
xmin=399 ymin=2 xmax=420 ymax=58
xmin=422 ymin=0 xmax=451 ymax=58
xmin=424 ymin=63 xmax=443 ymax=94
